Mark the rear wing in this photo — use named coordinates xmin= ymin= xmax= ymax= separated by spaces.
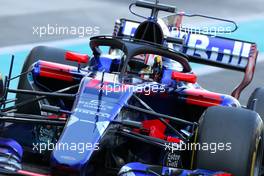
xmin=114 ymin=18 xmax=258 ymax=99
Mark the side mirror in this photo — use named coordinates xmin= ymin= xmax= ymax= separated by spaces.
xmin=171 ymin=71 xmax=197 ymax=83
xmin=65 ymin=51 xmax=89 ymax=64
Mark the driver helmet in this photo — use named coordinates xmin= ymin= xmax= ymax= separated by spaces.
xmin=128 ymin=54 xmax=163 ymax=80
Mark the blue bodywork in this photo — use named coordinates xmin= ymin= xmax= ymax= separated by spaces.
xmin=51 ymin=74 xmax=133 ymax=173
xmin=0 ymin=1 xmax=258 ymax=175
xmin=119 ymin=162 xmax=229 ymax=176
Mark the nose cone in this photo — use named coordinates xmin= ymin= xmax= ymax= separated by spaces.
xmin=51 ymin=76 xmax=133 ymax=173
xmin=51 ymin=115 xmax=104 ymax=170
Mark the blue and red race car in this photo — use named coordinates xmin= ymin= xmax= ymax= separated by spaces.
xmin=0 ymin=0 xmax=263 ymax=175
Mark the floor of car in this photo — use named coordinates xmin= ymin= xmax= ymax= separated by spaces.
xmin=22 ymin=162 xmax=50 ymax=174
xmin=21 ymin=152 xmax=51 ymax=175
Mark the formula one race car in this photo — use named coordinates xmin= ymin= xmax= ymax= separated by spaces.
xmin=0 ymin=0 xmax=264 ymax=176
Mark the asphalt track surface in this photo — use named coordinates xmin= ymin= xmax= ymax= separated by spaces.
xmin=0 ymin=0 xmax=263 ymax=174
xmin=1 ymin=0 xmax=263 ymax=46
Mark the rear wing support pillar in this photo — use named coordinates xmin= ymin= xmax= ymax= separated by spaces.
xmin=231 ymin=45 xmax=258 ymax=99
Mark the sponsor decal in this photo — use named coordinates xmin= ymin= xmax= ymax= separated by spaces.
xmin=182 ymin=33 xmax=251 ymax=67
xmin=78 ymin=100 xmax=114 ymax=111
xmin=75 ymin=108 xmax=111 ymax=118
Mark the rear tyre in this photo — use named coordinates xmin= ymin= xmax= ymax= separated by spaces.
xmin=195 ymin=106 xmax=263 ymax=176
xmin=248 ymin=87 xmax=264 ymax=120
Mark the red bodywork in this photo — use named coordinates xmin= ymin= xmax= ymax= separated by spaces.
xmin=65 ymin=51 xmax=89 ymax=64
xmin=37 ymin=60 xmax=77 ymax=82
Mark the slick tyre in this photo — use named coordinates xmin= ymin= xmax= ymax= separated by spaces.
xmin=195 ymin=106 xmax=263 ymax=176
xmin=248 ymin=87 xmax=264 ymax=120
